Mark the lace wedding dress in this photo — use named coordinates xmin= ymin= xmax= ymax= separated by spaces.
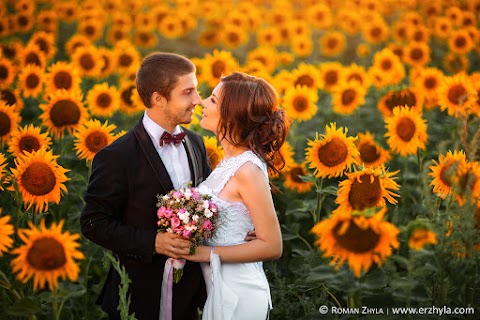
xmin=198 ymin=151 xmax=272 ymax=320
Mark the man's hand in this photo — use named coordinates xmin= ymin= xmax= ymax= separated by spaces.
xmin=155 ymin=233 xmax=192 ymax=258
xmin=245 ymin=229 xmax=256 ymax=241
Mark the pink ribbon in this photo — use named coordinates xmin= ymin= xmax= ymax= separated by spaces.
xmin=159 ymin=258 xmax=186 ymax=320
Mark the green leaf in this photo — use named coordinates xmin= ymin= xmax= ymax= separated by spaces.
xmin=6 ymin=296 xmax=42 ymax=316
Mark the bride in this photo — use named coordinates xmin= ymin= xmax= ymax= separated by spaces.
xmin=182 ymin=72 xmax=290 ymax=319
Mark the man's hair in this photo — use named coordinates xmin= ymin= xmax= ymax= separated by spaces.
xmin=136 ymin=52 xmax=195 ymax=107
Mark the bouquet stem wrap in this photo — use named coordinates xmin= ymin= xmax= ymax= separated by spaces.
xmin=159 ymin=258 xmax=186 ymax=320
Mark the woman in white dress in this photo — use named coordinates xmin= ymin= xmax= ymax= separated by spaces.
xmin=183 ymin=72 xmax=290 ymax=320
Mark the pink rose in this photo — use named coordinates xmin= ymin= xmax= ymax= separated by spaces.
xmin=202 ymin=219 xmax=213 ymax=231
xmin=157 ymin=207 xmax=166 ymax=218
xmin=182 ymin=229 xmax=191 ymax=238
xmin=171 ymin=216 xmax=181 ymax=228
xmin=164 ymin=209 xmax=173 ymax=218
xmin=172 ymin=191 xmax=183 ymax=199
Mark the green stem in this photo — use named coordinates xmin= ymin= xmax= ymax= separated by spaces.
xmin=314 ymin=178 xmax=324 ymax=223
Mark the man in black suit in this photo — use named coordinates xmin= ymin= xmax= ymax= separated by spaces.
xmin=80 ymin=52 xmax=210 ymax=320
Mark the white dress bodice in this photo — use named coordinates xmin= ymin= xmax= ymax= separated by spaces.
xmin=197 ymin=150 xmax=272 ymax=320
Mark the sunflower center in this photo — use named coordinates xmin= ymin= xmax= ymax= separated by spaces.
xmin=34 ymin=38 xmax=49 ymax=55
xmin=325 ymin=70 xmax=338 ymax=86
xmin=79 ymin=54 xmax=95 ymax=71
xmin=381 ymin=59 xmax=392 ymax=71
xmin=347 ymin=74 xmax=362 ymax=84
xmin=290 ymin=167 xmax=305 ymax=183
xmin=211 ymin=61 xmax=225 ymax=78
xmin=359 ymin=143 xmax=380 ymax=163
xmin=53 ymin=71 xmax=73 ymax=90
xmin=86 ymin=132 xmax=109 ymax=153
xmin=121 ymin=86 xmax=135 ymax=106
xmin=396 ymin=116 xmax=416 ymax=142
xmin=227 ymin=32 xmax=239 ymax=44
xmin=318 ymin=138 xmax=348 ymax=167
xmin=119 ymin=54 xmax=133 ymax=68
xmin=370 ymin=27 xmax=381 ymax=38
xmin=27 ymin=237 xmax=66 ymax=271
xmin=26 ymin=73 xmax=40 ymax=89
xmin=50 ymin=100 xmax=81 ymax=126
xmin=424 ymin=77 xmax=437 ymax=89
xmin=447 ymin=84 xmax=467 ymax=106
xmin=96 ymin=93 xmax=112 ymax=108
xmin=101 ymin=55 xmax=110 ymax=72
xmin=26 ymin=52 xmax=41 ymax=67
xmin=294 ymin=75 xmax=314 ymax=88
xmin=348 ymin=174 xmax=382 ymax=210
xmin=84 ymin=25 xmax=95 ymax=36
xmin=455 ymin=36 xmax=466 ymax=48
xmin=410 ymin=48 xmax=424 ymax=61
xmin=1 ymin=89 xmax=16 ymax=105
xmin=138 ymin=32 xmax=150 ymax=43
xmin=385 ymin=90 xmax=417 ymax=111
xmin=293 ymin=96 xmax=308 ymax=112
xmin=19 ymin=136 xmax=41 ymax=153
xmin=327 ymin=38 xmax=338 ymax=49
xmin=341 ymin=89 xmax=356 ymax=105
xmin=0 ymin=111 xmax=11 ymax=136
xmin=333 ymin=220 xmax=380 ymax=253
xmin=0 ymin=65 xmax=8 ymax=80
xmin=21 ymin=162 xmax=56 ymax=196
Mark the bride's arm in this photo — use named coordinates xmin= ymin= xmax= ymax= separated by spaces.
xmin=184 ymin=162 xmax=282 ymax=263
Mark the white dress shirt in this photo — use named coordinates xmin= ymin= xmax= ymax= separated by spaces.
xmin=142 ymin=111 xmax=191 ymax=190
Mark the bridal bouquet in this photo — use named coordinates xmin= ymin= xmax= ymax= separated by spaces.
xmin=156 ymin=185 xmax=218 ymax=283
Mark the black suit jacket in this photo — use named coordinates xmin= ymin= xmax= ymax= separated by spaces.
xmin=80 ymin=119 xmax=211 ymax=320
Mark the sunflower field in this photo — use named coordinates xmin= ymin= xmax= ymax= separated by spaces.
xmin=1 ymin=0 xmax=480 ymax=319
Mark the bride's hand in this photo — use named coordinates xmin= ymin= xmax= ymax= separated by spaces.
xmin=181 ymin=244 xmax=211 ymax=262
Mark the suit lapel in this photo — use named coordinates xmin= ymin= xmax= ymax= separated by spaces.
xmin=133 ymin=119 xmax=174 ymax=193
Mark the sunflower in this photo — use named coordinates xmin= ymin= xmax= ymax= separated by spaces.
xmin=283 ymin=162 xmax=314 ymax=193
xmin=307 ymin=3 xmax=333 ymax=29
xmin=319 ymin=62 xmax=344 ymax=92
xmin=158 ymin=14 xmax=184 ymax=39
xmin=384 ymin=106 xmax=428 ymax=157
xmin=0 ymin=57 xmax=16 ymax=88
xmin=334 ymin=166 xmax=400 ymax=214
xmin=311 ymin=207 xmax=399 ymax=278
xmin=106 ymin=25 xmax=131 ymax=45
xmin=0 ymin=152 xmax=7 ymax=190
xmin=429 ymin=150 xmax=468 ymax=199
xmin=202 ymin=50 xmax=239 ymax=88
xmin=282 ymin=85 xmax=318 ymax=122
xmin=198 ymin=29 xmax=221 ymax=48
xmin=448 ymin=29 xmax=475 ymax=55
xmin=290 ymin=37 xmax=313 ymax=58
xmin=319 ymin=30 xmax=346 ymax=57
xmin=11 ymin=219 xmax=84 ymax=291
xmin=372 ymin=48 xmax=405 ymax=86
xmin=403 ymin=41 xmax=431 ymax=68
xmin=392 ymin=21 xmax=409 ymax=42
xmin=305 ymin=123 xmax=358 ymax=179
xmin=437 ymin=72 xmax=477 ymax=118
xmin=291 ymin=63 xmax=321 ymax=90
xmin=344 ymin=64 xmax=370 ymax=88
xmin=433 ymin=17 xmax=452 ymax=39
xmin=36 ymin=9 xmax=58 ymax=34
xmin=354 ymin=132 xmax=391 ymax=168
xmin=0 ymin=101 xmax=21 ymax=145
xmin=246 ymin=47 xmax=279 ymax=74
xmin=220 ymin=25 xmax=248 ymax=49
xmin=9 ymin=148 xmax=69 ymax=213
xmin=413 ymin=67 xmax=444 ymax=101
xmin=256 ymin=27 xmax=281 ymax=47
xmin=443 ymin=52 xmax=469 ymax=74
xmin=1 ymin=88 xmax=24 ymax=112
xmin=113 ymin=40 xmax=141 ymax=75
xmin=336 ymin=9 xmax=362 ymax=35
xmin=362 ymin=18 xmax=389 ymax=44
xmin=78 ymin=19 xmax=104 ymax=42
xmin=133 ymin=28 xmax=158 ymax=49
xmin=7 ymin=124 xmax=52 ymax=157
xmin=407 ymin=24 xmax=431 ymax=43
xmin=203 ymin=136 xmax=224 ymax=170
xmin=377 ymin=88 xmax=424 ymax=118
xmin=0 ymin=41 xmax=23 ymax=61
xmin=55 ymin=1 xmax=79 ymax=22
xmin=29 ymin=31 xmax=56 ymax=60
xmin=18 ymin=64 xmax=44 ymax=98
xmin=71 ymin=45 xmax=104 ymax=78
xmin=331 ymin=81 xmax=366 ymax=115
xmin=13 ymin=12 xmax=34 ymax=33
xmin=97 ymin=47 xmax=117 ymax=77
xmin=0 ymin=16 xmax=11 ymax=38
xmin=18 ymin=43 xmax=46 ymax=69
xmin=40 ymin=90 xmax=89 ymax=140
xmin=86 ymin=83 xmax=119 ymax=118
xmin=271 ymin=141 xmax=295 ymax=178
xmin=74 ymin=120 xmax=117 ymax=162
xmin=451 ymin=161 xmax=480 ymax=206
xmin=46 ymin=61 xmax=81 ymax=93
xmin=118 ymin=81 xmax=143 ymax=115
xmin=407 ymin=219 xmax=437 ymax=251
xmin=0 ymin=215 xmax=14 ymax=256
xmin=356 ymin=43 xmax=371 ymax=58
xmin=445 ymin=6 xmax=463 ymax=26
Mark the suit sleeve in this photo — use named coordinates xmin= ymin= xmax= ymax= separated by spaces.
xmin=80 ymin=147 xmax=156 ymax=263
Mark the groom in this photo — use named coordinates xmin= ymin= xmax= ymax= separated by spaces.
xmin=81 ymin=52 xmax=211 ymax=319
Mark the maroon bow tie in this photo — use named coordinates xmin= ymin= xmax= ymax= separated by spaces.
xmin=160 ymin=131 xmax=186 ymax=146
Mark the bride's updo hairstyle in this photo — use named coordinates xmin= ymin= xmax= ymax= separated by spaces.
xmin=217 ymin=72 xmax=290 ymax=174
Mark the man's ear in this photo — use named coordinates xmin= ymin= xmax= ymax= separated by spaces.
xmin=151 ymin=92 xmax=167 ymax=107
